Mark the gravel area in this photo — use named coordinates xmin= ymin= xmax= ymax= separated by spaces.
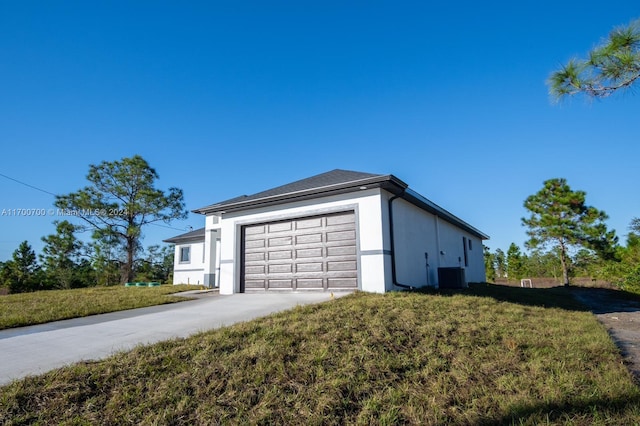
xmin=572 ymin=287 xmax=640 ymax=382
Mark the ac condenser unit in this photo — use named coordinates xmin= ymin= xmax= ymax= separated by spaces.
xmin=438 ymin=267 xmax=466 ymax=289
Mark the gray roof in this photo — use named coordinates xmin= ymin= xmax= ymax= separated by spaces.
xmin=191 ymin=169 xmax=488 ymax=240
xmin=193 ymin=169 xmax=407 ymax=215
xmin=163 ymin=227 xmax=205 ymax=244
xmin=235 ymin=169 xmax=384 ymax=199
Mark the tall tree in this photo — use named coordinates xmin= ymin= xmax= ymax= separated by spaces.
xmin=55 ymin=155 xmax=188 ymax=283
xmin=522 ymin=178 xmax=617 ymax=286
xmin=506 ymin=243 xmax=526 ymax=281
xmin=526 ymin=250 xmax=561 ymax=281
xmin=572 ymin=248 xmax=601 ymax=278
xmin=135 ymin=244 xmax=174 ymax=283
xmin=154 ymin=244 xmax=175 ymax=283
xmin=620 ymin=228 xmax=640 ymax=292
xmin=603 ymin=219 xmax=640 ymax=293
xmin=1 ymin=241 xmax=42 ymax=293
xmin=40 ymin=221 xmax=85 ymax=289
xmin=483 ymin=245 xmax=496 ymax=282
xmin=548 ymin=18 xmax=640 ymax=99
xmin=494 ymin=248 xmax=506 ymax=278
xmin=0 ymin=261 xmax=6 ymax=292
xmin=89 ymin=234 xmax=121 ymax=286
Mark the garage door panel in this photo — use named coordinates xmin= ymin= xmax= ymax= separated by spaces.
xmin=242 ymin=211 xmax=357 ymax=291
xmin=325 ymin=243 xmax=356 ymax=254
xmin=295 ymin=217 xmax=323 ymax=230
xmin=322 ymin=221 xmax=356 ymax=231
xmin=327 ymin=262 xmax=358 ymax=272
xmin=326 ymin=212 xmax=355 ymax=225
xmin=245 ymin=252 xmax=265 ymax=261
xmin=245 ymin=265 xmax=265 ymax=274
xmin=327 ymin=246 xmax=356 ymax=256
xmin=268 ymin=222 xmax=292 ymax=233
xmin=294 ymin=221 xmax=353 ymax=236
xmin=328 ymin=278 xmax=358 ymax=288
xmin=326 ymin=247 xmax=356 ymax=257
xmin=268 ymin=279 xmax=294 ymax=288
xmin=245 ymin=226 xmax=265 ymax=235
xmin=296 ymin=262 xmax=323 ymax=272
xmin=268 ymin=263 xmax=293 ymax=273
xmin=327 ymin=270 xmax=358 ymax=277
xmin=295 ymin=258 xmax=325 ymax=267
xmin=245 ymin=239 xmax=265 ymax=249
xmin=245 ymin=280 xmax=266 ymax=289
xmin=295 ymin=233 xmax=322 ymax=244
xmin=297 ymin=279 xmax=324 ymax=288
xmin=327 ymin=230 xmax=356 ymax=242
xmin=269 ymin=250 xmax=292 ymax=260
xmin=268 ymin=236 xmax=293 ymax=247
xmin=296 ymin=247 xmax=322 ymax=258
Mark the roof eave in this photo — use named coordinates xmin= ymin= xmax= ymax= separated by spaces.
xmin=193 ymin=174 xmax=408 ymax=215
xmin=163 ymin=236 xmax=204 ymax=244
xmin=162 ymin=228 xmax=206 ymax=244
xmin=402 ymin=188 xmax=490 ymax=240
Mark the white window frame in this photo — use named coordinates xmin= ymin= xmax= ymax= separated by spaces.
xmin=180 ymin=246 xmax=191 ymax=263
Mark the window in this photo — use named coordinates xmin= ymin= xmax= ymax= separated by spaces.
xmin=180 ymin=246 xmax=190 ymax=263
xmin=468 ymin=239 xmax=473 ymax=250
xmin=462 ymin=237 xmax=469 ymax=267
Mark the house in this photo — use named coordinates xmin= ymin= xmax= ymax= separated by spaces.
xmin=164 ymin=169 xmax=489 ymax=294
xmin=163 ymin=227 xmax=208 ymax=285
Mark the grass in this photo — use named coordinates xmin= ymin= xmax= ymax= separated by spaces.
xmin=0 ymin=285 xmax=195 ymax=330
xmin=2 ymin=284 xmax=640 ymax=425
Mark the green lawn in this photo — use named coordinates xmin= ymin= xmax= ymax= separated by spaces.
xmin=2 ymin=285 xmax=639 ymax=425
xmin=0 ymin=285 xmax=195 ymax=330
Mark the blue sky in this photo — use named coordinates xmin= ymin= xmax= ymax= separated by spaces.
xmin=1 ymin=1 xmax=639 ymax=261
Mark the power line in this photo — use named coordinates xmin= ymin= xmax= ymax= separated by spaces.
xmin=0 ymin=171 xmax=191 ymax=232
xmin=0 ymin=172 xmax=57 ymax=196
xmin=149 ymin=222 xmax=190 ymax=232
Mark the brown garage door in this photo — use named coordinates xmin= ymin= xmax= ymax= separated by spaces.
xmin=241 ymin=211 xmax=358 ymax=291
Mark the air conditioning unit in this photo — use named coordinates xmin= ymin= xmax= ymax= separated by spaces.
xmin=438 ymin=267 xmax=466 ymax=289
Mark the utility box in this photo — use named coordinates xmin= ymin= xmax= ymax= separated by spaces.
xmin=438 ymin=267 xmax=466 ymax=289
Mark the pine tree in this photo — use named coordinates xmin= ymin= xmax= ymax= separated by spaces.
xmin=55 ymin=155 xmax=187 ymax=283
xmin=549 ymin=18 xmax=640 ymax=99
xmin=522 ymin=178 xmax=617 ymax=286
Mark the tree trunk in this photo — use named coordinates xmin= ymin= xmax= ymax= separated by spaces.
xmin=559 ymin=242 xmax=570 ymax=286
xmin=124 ymin=237 xmax=135 ymax=284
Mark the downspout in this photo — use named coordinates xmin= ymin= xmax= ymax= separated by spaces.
xmin=388 ymin=192 xmax=415 ymax=290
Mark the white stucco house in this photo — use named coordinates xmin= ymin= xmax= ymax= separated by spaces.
xmin=163 ymin=227 xmax=207 ymax=285
xmin=164 ymin=169 xmax=488 ymax=294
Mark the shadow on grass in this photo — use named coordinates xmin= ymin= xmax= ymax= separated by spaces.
xmin=411 ymin=283 xmax=640 ymax=423
xmin=412 ymin=282 xmax=640 ymax=315
xmin=492 ymin=392 xmax=640 ymax=425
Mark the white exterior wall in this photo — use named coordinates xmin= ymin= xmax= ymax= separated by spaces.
xmin=435 ymin=219 xmax=485 ymax=284
xmin=203 ymin=187 xmax=486 ymax=294
xmin=384 ymin=194 xmax=438 ymax=288
xmin=386 ymin=194 xmax=486 ymax=287
xmin=172 ymin=241 xmax=206 ymax=285
xmin=213 ymin=188 xmax=390 ymax=295
xmin=465 ymin=234 xmax=485 ymax=283
xmin=203 ymin=217 xmax=221 ymax=288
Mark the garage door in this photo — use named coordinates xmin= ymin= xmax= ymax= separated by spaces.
xmin=241 ymin=211 xmax=358 ymax=291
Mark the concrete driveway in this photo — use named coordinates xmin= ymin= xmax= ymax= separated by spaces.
xmin=0 ymin=291 xmax=348 ymax=386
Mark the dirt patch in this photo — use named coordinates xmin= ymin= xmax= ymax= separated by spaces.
xmin=493 ymin=277 xmax=616 ymax=289
xmin=571 ymin=287 xmax=640 ymax=382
